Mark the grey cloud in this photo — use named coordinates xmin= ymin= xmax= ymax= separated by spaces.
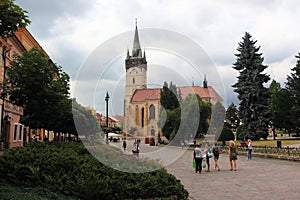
xmin=15 ymin=0 xmax=98 ymax=39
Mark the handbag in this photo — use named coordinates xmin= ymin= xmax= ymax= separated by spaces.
xmin=192 ymin=160 xmax=196 ymax=169
xmin=207 ymin=151 xmax=213 ymax=158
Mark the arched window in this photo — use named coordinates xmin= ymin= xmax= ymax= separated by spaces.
xmin=133 ymin=78 xmax=135 ymax=84
xmin=141 ymin=107 xmax=145 ymax=127
xmin=151 ymin=129 xmax=155 ymax=136
xmin=149 ymin=105 xmax=155 ymax=119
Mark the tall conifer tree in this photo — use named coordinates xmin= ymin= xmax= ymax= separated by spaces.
xmin=286 ymin=53 xmax=300 ymax=135
xmin=232 ymin=32 xmax=270 ymax=140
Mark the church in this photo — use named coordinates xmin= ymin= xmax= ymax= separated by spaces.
xmin=123 ymin=23 xmax=223 ymax=138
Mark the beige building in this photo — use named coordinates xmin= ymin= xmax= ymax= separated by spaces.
xmin=124 ymin=24 xmax=223 ymax=138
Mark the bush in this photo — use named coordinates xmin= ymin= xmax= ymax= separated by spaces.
xmin=0 ymin=142 xmax=188 ymax=200
xmin=217 ymin=127 xmax=234 ymax=141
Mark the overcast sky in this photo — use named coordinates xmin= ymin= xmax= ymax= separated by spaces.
xmin=15 ymin=0 xmax=300 ymax=115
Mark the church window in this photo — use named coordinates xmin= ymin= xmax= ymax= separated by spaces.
xmin=149 ymin=105 xmax=155 ymax=119
xmin=133 ymin=78 xmax=135 ymax=84
xmin=135 ymin=105 xmax=139 ymax=125
xmin=141 ymin=107 xmax=145 ymax=127
xmin=151 ymin=129 xmax=155 ymax=136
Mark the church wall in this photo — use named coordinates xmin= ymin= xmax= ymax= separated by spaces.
xmin=127 ymin=99 xmax=161 ymax=137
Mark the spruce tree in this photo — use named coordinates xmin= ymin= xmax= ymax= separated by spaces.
xmin=225 ymin=103 xmax=240 ymax=129
xmin=232 ymin=32 xmax=270 ymax=140
xmin=286 ymin=53 xmax=300 ymax=135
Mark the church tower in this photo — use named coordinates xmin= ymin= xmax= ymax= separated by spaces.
xmin=125 ymin=21 xmax=147 ymax=100
xmin=124 ymin=21 xmax=147 ymax=135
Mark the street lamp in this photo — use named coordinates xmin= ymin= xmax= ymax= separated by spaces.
xmin=105 ymin=92 xmax=110 ymax=144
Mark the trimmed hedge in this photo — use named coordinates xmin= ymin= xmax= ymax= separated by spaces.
xmin=0 ymin=142 xmax=188 ymax=200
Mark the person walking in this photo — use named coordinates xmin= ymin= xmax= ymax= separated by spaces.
xmin=228 ymin=140 xmax=238 ymax=171
xmin=123 ymin=138 xmax=127 ymax=152
xmin=204 ymin=142 xmax=212 ymax=172
xmin=247 ymin=139 xmax=253 ymax=159
xmin=193 ymin=144 xmax=203 ymax=174
xmin=212 ymin=142 xmax=220 ymax=171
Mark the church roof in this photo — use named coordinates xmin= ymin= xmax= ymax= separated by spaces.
xmin=131 ymin=86 xmax=223 ymax=103
xmin=131 ymin=88 xmax=160 ymax=103
xmin=180 ymin=86 xmax=223 ymax=101
xmin=131 ymin=20 xmax=142 ymax=58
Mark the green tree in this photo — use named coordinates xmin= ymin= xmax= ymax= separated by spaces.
xmin=180 ymin=94 xmax=200 ymax=141
xmin=158 ymin=81 xmax=181 ymax=140
xmin=0 ymin=0 xmax=30 ymax=38
xmin=286 ymin=53 xmax=300 ymax=136
xmin=218 ymin=126 xmax=234 ymax=142
xmin=160 ymin=81 xmax=180 ymax=110
xmin=208 ymin=101 xmax=226 ymax=141
xmin=232 ymin=32 xmax=271 ymax=140
xmin=1 ymin=47 xmax=74 ymax=136
xmin=72 ymin=99 xmax=100 ymax=137
xmin=181 ymin=94 xmax=211 ymax=139
xmin=225 ymin=103 xmax=240 ymax=129
xmin=197 ymin=96 xmax=212 ymax=137
xmin=269 ymin=80 xmax=293 ymax=133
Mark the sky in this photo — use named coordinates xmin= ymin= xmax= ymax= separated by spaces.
xmin=14 ymin=0 xmax=300 ymax=116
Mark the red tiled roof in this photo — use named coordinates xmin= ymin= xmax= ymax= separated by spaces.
xmin=179 ymin=86 xmax=223 ymax=101
xmin=131 ymin=88 xmax=161 ymax=102
xmin=131 ymin=86 xmax=223 ymax=103
xmin=113 ymin=115 xmax=125 ymax=122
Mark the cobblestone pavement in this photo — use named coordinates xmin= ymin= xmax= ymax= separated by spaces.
xmin=165 ymin=149 xmax=300 ymax=200
xmin=109 ymin=139 xmax=300 ymax=199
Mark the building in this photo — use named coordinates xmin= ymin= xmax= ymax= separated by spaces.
xmin=0 ymin=28 xmax=50 ymax=148
xmin=124 ymin=23 xmax=223 ymax=138
xmin=96 ymin=113 xmax=124 ymax=129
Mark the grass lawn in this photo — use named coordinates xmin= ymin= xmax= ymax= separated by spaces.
xmin=214 ymin=137 xmax=300 ymax=147
xmin=235 ymin=137 xmax=300 ymax=147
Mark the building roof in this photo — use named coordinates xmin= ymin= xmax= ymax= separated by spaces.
xmin=131 ymin=88 xmax=161 ymax=102
xmin=113 ymin=115 xmax=125 ymax=122
xmin=131 ymin=86 xmax=223 ymax=103
xmin=180 ymin=86 xmax=223 ymax=101
xmin=14 ymin=27 xmax=49 ymax=59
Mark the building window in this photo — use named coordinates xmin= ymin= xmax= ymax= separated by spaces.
xmin=151 ymin=129 xmax=155 ymax=136
xmin=141 ymin=107 xmax=144 ymax=128
xmin=19 ymin=125 xmax=23 ymax=141
xmin=133 ymin=78 xmax=135 ymax=84
xmin=13 ymin=124 xmax=18 ymax=141
xmin=149 ymin=105 xmax=155 ymax=119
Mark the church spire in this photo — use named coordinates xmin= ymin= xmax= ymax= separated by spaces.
xmin=132 ymin=19 xmax=142 ymax=57
xmin=203 ymin=75 xmax=208 ymax=88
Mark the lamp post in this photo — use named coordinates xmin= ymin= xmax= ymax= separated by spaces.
xmin=105 ymin=92 xmax=110 ymax=144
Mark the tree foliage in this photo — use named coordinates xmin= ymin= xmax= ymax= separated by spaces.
xmin=225 ymin=103 xmax=240 ymax=129
xmin=160 ymin=81 xmax=181 ymax=110
xmin=269 ymin=80 xmax=293 ymax=132
xmin=158 ymin=82 xmax=181 ymax=140
xmin=232 ymin=32 xmax=271 ymax=140
xmin=286 ymin=53 xmax=300 ymax=134
xmin=208 ymin=101 xmax=226 ymax=141
xmin=0 ymin=0 xmax=30 ymax=38
xmin=72 ymin=99 xmax=100 ymax=137
xmin=0 ymin=47 xmax=77 ymax=135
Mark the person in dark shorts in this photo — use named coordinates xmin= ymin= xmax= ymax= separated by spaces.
xmin=228 ymin=140 xmax=238 ymax=171
xmin=212 ymin=142 xmax=220 ymax=171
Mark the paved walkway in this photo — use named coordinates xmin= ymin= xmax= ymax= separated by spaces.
xmin=165 ymin=150 xmax=300 ymax=200
xmin=110 ymin=140 xmax=300 ymax=199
